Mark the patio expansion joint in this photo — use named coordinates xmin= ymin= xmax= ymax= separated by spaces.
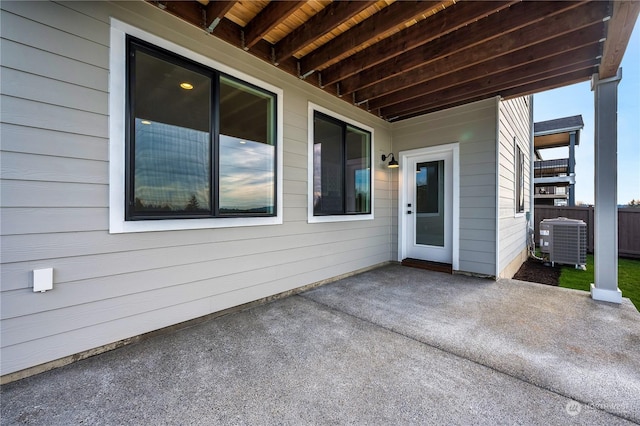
xmin=295 ymin=293 xmax=637 ymax=424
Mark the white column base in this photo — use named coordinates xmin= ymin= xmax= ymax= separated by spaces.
xmin=590 ymin=283 xmax=622 ymax=304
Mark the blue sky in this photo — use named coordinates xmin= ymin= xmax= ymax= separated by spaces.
xmin=533 ymin=21 xmax=640 ymax=205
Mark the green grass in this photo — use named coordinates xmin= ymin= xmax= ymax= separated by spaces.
xmin=558 ymin=254 xmax=640 ymax=310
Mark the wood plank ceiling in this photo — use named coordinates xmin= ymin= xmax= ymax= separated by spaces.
xmin=148 ymin=0 xmax=639 ymax=122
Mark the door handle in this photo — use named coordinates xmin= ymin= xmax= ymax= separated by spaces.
xmin=407 ymin=211 xmax=412 ymax=214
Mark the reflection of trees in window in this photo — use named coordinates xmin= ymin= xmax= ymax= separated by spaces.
xmin=133 ymin=194 xmax=208 ymax=213
xmin=134 ymin=197 xmax=171 ymax=212
xmin=133 ymin=119 xmax=210 ymax=214
xmin=185 ymin=194 xmax=201 ymax=211
xmin=313 ymin=111 xmax=371 ymax=216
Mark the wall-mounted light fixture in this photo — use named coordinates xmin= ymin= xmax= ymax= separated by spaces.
xmin=381 ymin=153 xmax=399 ymax=168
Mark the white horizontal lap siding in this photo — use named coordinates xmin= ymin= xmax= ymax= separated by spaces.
xmin=391 ymin=98 xmax=498 ymax=276
xmin=497 ymin=97 xmax=532 ymax=277
xmin=0 ymin=0 xmax=393 ymax=376
xmin=1 ymin=249 xmax=392 ymax=375
xmin=1 ymin=234 xmax=391 ymax=344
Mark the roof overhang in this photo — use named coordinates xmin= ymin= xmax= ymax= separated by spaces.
xmin=147 ymin=0 xmax=640 ymax=122
xmin=534 ymin=115 xmax=584 ymax=150
xmin=535 ymin=133 xmax=582 ymax=150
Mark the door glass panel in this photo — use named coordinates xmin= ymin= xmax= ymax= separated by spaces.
xmin=415 ymin=160 xmax=445 ymax=247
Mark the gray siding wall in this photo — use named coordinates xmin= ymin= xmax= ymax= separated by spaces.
xmin=391 ymin=99 xmax=499 ymax=276
xmin=497 ymin=97 xmax=532 ymax=276
xmin=0 ymin=1 xmax=394 ymax=376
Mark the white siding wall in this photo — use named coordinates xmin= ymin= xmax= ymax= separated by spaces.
xmin=391 ymin=99 xmax=498 ymax=276
xmin=0 ymin=1 xmax=395 ymax=376
xmin=497 ymin=96 xmax=532 ymax=276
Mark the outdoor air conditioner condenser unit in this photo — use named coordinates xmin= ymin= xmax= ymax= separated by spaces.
xmin=539 ymin=217 xmax=587 ymax=268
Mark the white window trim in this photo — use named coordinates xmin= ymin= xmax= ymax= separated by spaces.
xmin=109 ymin=19 xmax=283 ymax=233
xmin=307 ymin=103 xmax=374 ymax=223
xmin=396 ymin=143 xmax=459 ymax=270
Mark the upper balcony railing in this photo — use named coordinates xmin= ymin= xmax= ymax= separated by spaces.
xmin=534 ymin=158 xmax=569 ymax=178
xmin=535 ymin=186 xmax=567 ymax=196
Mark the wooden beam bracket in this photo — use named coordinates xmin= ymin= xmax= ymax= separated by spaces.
xmin=353 ymin=93 xmax=368 ymax=107
xmin=300 ymin=66 xmax=315 ymax=80
xmin=298 ymin=61 xmax=315 ymax=80
xmin=206 ymin=17 xmax=221 ymax=33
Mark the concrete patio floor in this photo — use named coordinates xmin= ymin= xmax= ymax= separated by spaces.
xmin=1 ymin=264 xmax=639 ymax=425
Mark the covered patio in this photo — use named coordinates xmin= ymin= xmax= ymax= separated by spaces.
xmin=2 ymin=265 xmax=638 ymax=424
xmin=148 ymin=0 xmax=639 ymax=302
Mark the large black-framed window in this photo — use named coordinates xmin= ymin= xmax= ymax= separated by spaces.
xmin=126 ymin=36 xmax=277 ymax=220
xmin=313 ymin=111 xmax=371 ymax=216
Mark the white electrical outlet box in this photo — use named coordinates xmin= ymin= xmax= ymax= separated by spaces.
xmin=33 ymin=268 xmax=53 ymax=292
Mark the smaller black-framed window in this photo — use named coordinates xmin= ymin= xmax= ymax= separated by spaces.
xmin=515 ymin=143 xmax=525 ymax=213
xmin=312 ymin=111 xmax=371 ymax=216
xmin=125 ymin=36 xmax=277 ymax=221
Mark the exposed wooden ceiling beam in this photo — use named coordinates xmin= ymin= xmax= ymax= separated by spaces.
xmin=149 ymin=0 xmax=631 ymax=122
xmin=243 ymin=1 xmax=306 ymax=51
xmin=501 ymin=70 xmax=595 ymax=100
xmin=387 ymin=67 xmax=594 ymax=122
xmin=299 ymin=1 xmax=445 ymax=76
xmin=274 ymin=1 xmax=377 ymax=65
xmin=349 ymin=1 xmax=607 ymax=101
xmin=213 ymin=19 xmax=344 ymax=101
xmin=599 ymin=0 xmax=640 ymax=78
xmin=381 ymin=58 xmax=599 ymax=119
xmin=205 ymin=1 xmax=236 ymax=32
xmin=154 ymin=1 xmax=205 ymax=27
xmin=214 ymin=18 xmax=298 ymax=70
xmin=491 ymin=60 xmax=599 ymax=98
xmin=369 ymin=31 xmax=603 ymax=111
xmin=387 ymin=94 xmax=497 ymax=122
xmin=344 ymin=0 xmax=593 ymax=98
xmin=387 ymin=63 xmax=597 ymax=118
xmin=147 ymin=2 xmax=353 ymax=107
xmin=320 ymin=1 xmax=516 ymax=87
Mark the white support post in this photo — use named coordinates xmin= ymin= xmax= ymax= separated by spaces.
xmin=590 ymin=68 xmax=623 ymax=304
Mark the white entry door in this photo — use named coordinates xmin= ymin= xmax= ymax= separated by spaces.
xmin=403 ymin=149 xmax=454 ymax=263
